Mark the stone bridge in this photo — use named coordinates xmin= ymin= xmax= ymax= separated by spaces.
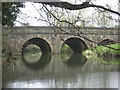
xmin=2 ymin=26 xmax=118 ymax=54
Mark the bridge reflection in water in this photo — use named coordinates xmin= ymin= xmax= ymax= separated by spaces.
xmin=61 ymin=53 xmax=87 ymax=66
xmin=2 ymin=51 xmax=118 ymax=88
xmin=22 ymin=53 xmax=52 ymax=70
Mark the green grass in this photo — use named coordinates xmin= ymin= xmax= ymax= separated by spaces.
xmin=82 ymin=43 xmax=120 ymax=64
xmin=95 ymin=44 xmax=120 ymax=55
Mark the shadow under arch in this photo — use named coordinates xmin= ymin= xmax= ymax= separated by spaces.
xmin=22 ymin=38 xmax=51 ymax=54
xmin=62 ymin=37 xmax=88 ymax=53
xmin=61 ymin=53 xmax=87 ymax=66
xmin=21 ymin=53 xmax=52 ymax=70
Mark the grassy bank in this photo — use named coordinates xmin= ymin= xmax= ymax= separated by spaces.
xmin=82 ymin=43 xmax=120 ymax=64
xmin=93 ymin=44 xmax=120 ymax=56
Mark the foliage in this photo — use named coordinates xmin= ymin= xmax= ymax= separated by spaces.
xmin=2 ymin=53 xmax=21 ymax=64
xmin=61 ymin=44 xmax=73 ymax=53
xmin=83 ymin=43 xmax=120 ymax=56
xmin=24 ymin=44 xmax=41 ymax=53
xmin=43 ymin=4 xmax=116 ymax=27
xmin=61 ymin=53 xmax=72 ymax=60
xmin=82 ymin=43 xmax=120 ymax=64
xmin=2 ymin=2 xmax=24 ymax=27
xmin=95 ymin=44 xmax=120 ymax=55
xmin=88 ymin=54 xmax=120 ymax=65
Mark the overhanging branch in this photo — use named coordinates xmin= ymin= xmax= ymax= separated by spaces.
xmin=40 ymin=2 xmax=120 ymax=16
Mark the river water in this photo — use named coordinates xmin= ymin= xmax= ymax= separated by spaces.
xmin=2 ymin=53 xmax=119 ymax=88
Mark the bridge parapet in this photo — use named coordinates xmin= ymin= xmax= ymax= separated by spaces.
xmin=3 ymin=26 xmax=119 ymax=34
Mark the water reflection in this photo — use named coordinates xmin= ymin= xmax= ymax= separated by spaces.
xmin=2 ymin=53 xmax=119 ymax=88
xmin=61 ymin=53 xmax=87 ymax=66
xmin=22 ymin=53 xmax=51 ymax=70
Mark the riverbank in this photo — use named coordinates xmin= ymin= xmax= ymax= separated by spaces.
xmin=82 ymin=43 xmax=120 ymax=64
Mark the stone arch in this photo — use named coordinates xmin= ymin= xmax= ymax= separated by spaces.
xmin=22 ymin=37 xmax=52 ymax=54
xmin=61 ymin=37 xmax=88 ymax=53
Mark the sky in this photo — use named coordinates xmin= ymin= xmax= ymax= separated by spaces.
xmin=15 ymin=0 xmax=119 ymax=27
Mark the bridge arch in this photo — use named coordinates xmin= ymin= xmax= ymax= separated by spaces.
xmin=61 ymin=37 xmax=88 ymax=53
xmin=22 ymin=37 xmax=52 ymax=54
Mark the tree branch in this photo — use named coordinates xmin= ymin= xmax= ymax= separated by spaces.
xmin=42 ymin=5 xmax=120 ymax=51
xmin=41 ymin=2 xmax=120 ymax=16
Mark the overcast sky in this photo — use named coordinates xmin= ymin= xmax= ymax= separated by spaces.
xmin=15 ymin=0 xmax=118 ymax=26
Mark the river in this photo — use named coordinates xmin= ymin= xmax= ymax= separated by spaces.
xmin=2 ymin=53 xmax=119 ymax=88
